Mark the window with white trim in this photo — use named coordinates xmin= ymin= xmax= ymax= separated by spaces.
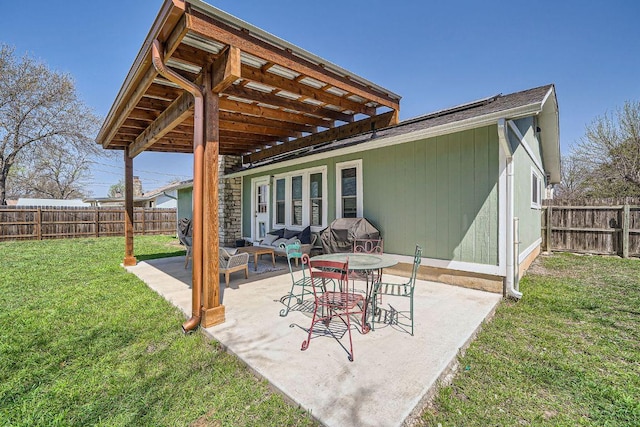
xmin=275 ymin=178 xmax=286 ymax=225
xmin=309 ymin=172 xmax=323 ymax=226
xmin=531 ymin=167 xmax=542 ymax=209
xmin=272 ymin=166 xmax=328 ymax=230
xmin=336 ymin=160 xmax=363 ymax=218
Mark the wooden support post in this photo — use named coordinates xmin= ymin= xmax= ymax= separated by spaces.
xmin=622 ymin=203 xmax=630 ymax=258
xmin=546 ymin=206 xmax=553 ymax=252
xmin=36 ymin=207 xmax=42 ymax=240
xmin=201 ymin=63 xmax=225 ymax=327
xmin=123 ymin=147 xmax=137 ymax=266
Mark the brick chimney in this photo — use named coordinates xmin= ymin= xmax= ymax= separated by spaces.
xmin=133 ymin=176 xmax=143 ymax=197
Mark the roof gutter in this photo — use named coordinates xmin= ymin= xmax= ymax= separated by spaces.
xmin=151 ymin=39 xmax=205 ymax=332
xmin=497 ymin=118 xmax=522 ymax=299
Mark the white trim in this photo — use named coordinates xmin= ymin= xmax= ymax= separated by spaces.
xmin=335 ymin=159 xmax=363 ymax=218
xmin=519 ymin=238 xmax=542 ymax=265
xmin=531 ymin=167 xmax=542 ymax=209
xmin=225 ymin=103 xmax=543 ymax=179
xmin=388 ymin=253 xmax=503 ymax=277
xmin=507 ymin=120 xmax=545 ymax=173
xmin=250 ymin=176 xmax=270 ymax=241
xmin=498 ymin=142 xmax=508 ymax=276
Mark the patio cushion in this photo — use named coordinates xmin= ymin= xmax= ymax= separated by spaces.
xmin=272 ymin=238 xmax=288 ymax=248
xmin=298 ymin=226 xmax=311 ymax=244
xmin=268 ymin=229 xmax=285 ymax=238
xmin=283 ymin=228 xmax=299 ymax=239
xmin=261 ymin=234 xmax=279 ymax=246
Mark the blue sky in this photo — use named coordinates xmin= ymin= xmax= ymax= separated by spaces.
xmin=1 ymin=0 xmax=638 ymax=197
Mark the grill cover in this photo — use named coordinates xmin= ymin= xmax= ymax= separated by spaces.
xmin=320 ymin=218 xmax=381 ymax=254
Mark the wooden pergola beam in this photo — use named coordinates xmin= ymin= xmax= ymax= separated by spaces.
xmin=240 ymin=64 xmax=376 ymax=116
xmin=185 ymin=9 xmax=400 ymax=111
xmin=129 ymin=90 xmax=195 ymax=158
xmin=225 ymin=85 xmax=354 ymax=123
xmin=244 ymin=110 xmax=397 ymax=163
xmin=211 ymin=46 xmax=241 ymax=93
xmin=220 ymin=97 xmax=332 ymax=128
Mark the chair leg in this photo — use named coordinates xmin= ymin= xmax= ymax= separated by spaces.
xmin=301 ymin=301 xmax=319 ymax=351
xmin=244 ymin=266 xmax=249 ymax=279
xmin=280 ymin=281 xmax=298 ymax=317
xmin=225 ymin=272 xmax=230 ymax=287
xmin=345 ymin=310 xmax=354 ymax=362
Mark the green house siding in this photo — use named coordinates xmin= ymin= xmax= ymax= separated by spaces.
xmin=177 ymin=187 xmax=193 ymax=220
xmin=512 ymin=119 xmax=545 ymax=254
xmin=241 ymin=125 xmax=499 ymax=266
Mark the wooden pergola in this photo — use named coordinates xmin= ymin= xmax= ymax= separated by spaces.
xmin=96 ymin=0 xmax=401 ymax=330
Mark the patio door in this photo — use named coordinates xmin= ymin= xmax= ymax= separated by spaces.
xmin=252 ymin=177 xmax=270 ymax=241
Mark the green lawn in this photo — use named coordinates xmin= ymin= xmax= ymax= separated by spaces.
xmin=0 ymin=236 xmax=315 ymax=427
xmin=421 ymin=253 xmax=640 ymax=426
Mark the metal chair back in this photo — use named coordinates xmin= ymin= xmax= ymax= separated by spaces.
xmin=353 ymin=238 xmax=383 ymax=254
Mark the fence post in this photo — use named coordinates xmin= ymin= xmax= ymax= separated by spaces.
xmin=36 ymin=208 xmax=42 ymax=240
xmin=546 ymin=205 xmax=553 ymax=252
xmin=95 ymin=207 xmax=100 ymax=238
xmin=622 ymin=203 xmax=630 ymax=258
xmin=142 ymin=208 xmax=146 ymax=235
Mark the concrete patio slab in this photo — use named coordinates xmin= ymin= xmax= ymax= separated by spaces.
xmin=126 ymin=256 xmax=501 ymax=427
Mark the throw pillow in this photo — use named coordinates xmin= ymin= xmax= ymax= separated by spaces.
xmin=261 ymin=234 xmax=278 ymax=246
xmin=283 ymin=228 xmax=300 ymax=239
xmin=268 ymin=228 xmax=285 ymax=238
xmin=298 ymin=226 xmax=311 ymax=244
xmin=272 ymin=238 xmax=288 ymax=249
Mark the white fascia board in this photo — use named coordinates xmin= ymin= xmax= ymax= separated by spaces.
xmin=225 ymin=102 xmax=543 ymax=179
xmin=539 ymin=86 xmax=561 ymax=183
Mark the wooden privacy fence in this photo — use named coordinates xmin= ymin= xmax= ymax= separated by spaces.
xmin=0 ymin=206 xmax=177 ymax=241
xmin=542 ymin=198 xmax=640 ymax=258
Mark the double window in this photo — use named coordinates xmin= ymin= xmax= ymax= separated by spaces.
xmin=273 ymin=166 xmax=327 ymax=230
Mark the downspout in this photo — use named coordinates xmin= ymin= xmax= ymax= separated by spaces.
xmin=151 ymin=39 xmax=205 ymax=331
xmin=497 ymin=118 xmax=522 ymax=299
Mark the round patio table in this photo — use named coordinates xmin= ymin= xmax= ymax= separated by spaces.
xmin=310 ymin=252 xmax=397 ymax=332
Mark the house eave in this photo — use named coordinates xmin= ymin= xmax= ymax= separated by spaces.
xmin=225 ymin=102 xmax=544 ymax=179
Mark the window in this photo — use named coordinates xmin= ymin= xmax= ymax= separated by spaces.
xmin=531 ymin=167 xmax=542 ymax=208
xmin=275 ymin=178 xmax=286 ymax=225
xmin=309 ymin=172 xmax=323 ymax=226
xmin=272 ymin=166 xmax=327 ymax=230
xmin=336 ymin=160 xmax=363 ymax=218
xmin=291 ymin=175 xmax=303 ymax=226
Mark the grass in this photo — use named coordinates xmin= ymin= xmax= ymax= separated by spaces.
xmin=0 ymin=236 xmax=315 ymax=427
xmin=421 ymin=253 xmax=640 ymax=426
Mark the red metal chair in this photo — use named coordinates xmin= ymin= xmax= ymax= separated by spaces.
xmin=300 ymin=254 xmax=365 ymax=362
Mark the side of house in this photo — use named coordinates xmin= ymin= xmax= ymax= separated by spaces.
xmin=177 ymin=85 xmax=560 ymax=295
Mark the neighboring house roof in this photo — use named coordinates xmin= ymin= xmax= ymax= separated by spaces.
xmin=16 ymin=198 xmax=90 ymax=207
xmin=84 ymin=179 xmax=189 ymax=204
xmin=228 ymin=84 xmax=561 ymax=183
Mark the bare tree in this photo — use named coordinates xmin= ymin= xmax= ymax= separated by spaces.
xmin=555 ymin=154 xmax=589 ymax=198
xmin=0 ymin=44 xmax=104 ymax=204
xmin=572 ymin=101 xmax=640 ymax=197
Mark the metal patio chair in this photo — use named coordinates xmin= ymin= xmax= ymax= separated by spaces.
xmin=371 ymin=245 xmax=422 ymax=335
xmin=279 ymin=242 xmax=313 ymax=317
xmin=352 ymin=238 xmax=384 ymax=284
xmin=301 ymin=254 xmax=365 ymax=362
